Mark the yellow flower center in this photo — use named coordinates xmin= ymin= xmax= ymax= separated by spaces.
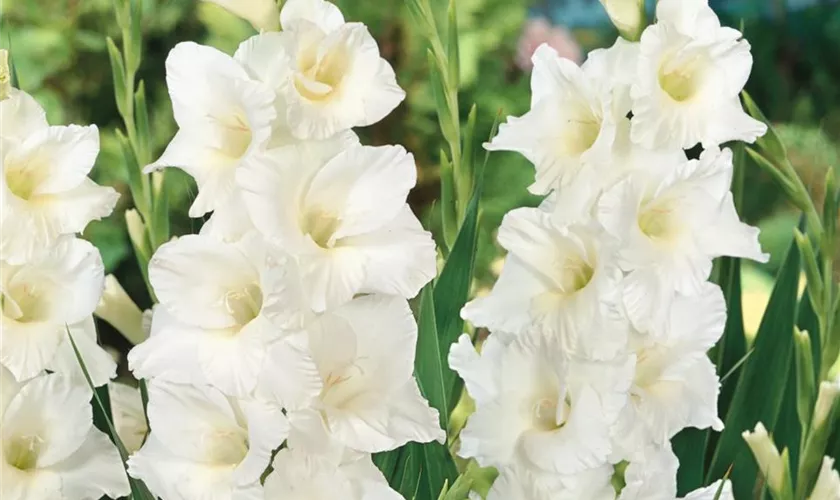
xmin=224 ymin=283 xmax=263 ymax=327
xmin=530 ymin=395 xmax=571 ymax=432
xmin=2 ymin=283 xmax=48 ymax=323
xmin=294 ymin=37 xmax=349 ymax=102
xmin=217 ymin=112 xmax=253 ymax=161
xmin=302 ymin=209 xmax=341 ymax=248
xmin=5 ymin=434 xmax=44 ymax=470
xmin=556 ymin=106 xmax=602 ymax=158
xmin=658 ymin=52 xmax=709 ymax=103
xmin=554 ymin=254 xmax=596 ymax=296
xmin=638 ymin=197 xmax=681 ymax=242
xmin=204 ymin=428 xmax=249 ymax=466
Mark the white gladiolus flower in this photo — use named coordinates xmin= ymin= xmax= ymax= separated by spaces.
xmin=0 ymin=93 xmax=117 ymax=264
xmin=0 ymin=88 xmax=47 ymax=143
xmin=546 ymin=120 xmax=687 ymax=228
xmin=44 ymin=316 xmax=118 ymax=387
xmin=108 ymin=382 xmax=148 ymax=454
xmin=612 ymin=283 xmax=725 ymax=460
xmin=618 ymin=446 xmax=733 ymax=500
xmin=449 ymin=332 xmax=634 ymax=474
xmin=263 ymin=447 xmax=401 ymax=499
xmin=598 ymin=147 xmax=767 ymax=332
xmin=204 ymin=0 xmax=280 ymax=32
xmin=128 ymin=381 xmax=288 ymax=500
xmin=630 ymin=0 xmax=766 ymax=149
xmin=486 ymin=464 xmax=616 ymax=500
xmin=145 ymin=42 xmax=276 ymax=218
xmin=582 ymin=37 xmax=640 ymax=120
xmin=0 ymin=368 xmax=130 ymax=500
xmin=0 ymin=237 xmax=114 ymax=384
xmin=128 ymin=232 xmax=304 ymax=396
xmin=486 ymin=44 xmax=616 ymax=195
xmin=239 ymin=139 xmax=436 ymax=312
xmin=287 ymin=295 xmax=444 ymax=453
xmin=230 ymin=0 xmax=404 ymax=140
xmin=809 ymin=457 xmax=840 ymax=500
xmin=461 ymin=207 xmax=625 ymax=359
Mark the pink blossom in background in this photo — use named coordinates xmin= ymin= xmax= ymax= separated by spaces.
xmin=515 ymin=17 xmax=583 ymax=71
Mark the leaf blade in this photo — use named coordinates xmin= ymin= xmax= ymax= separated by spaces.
xmin=707 ymin=235 xmax=801 ymax=498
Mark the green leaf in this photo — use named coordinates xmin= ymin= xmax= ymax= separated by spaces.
xmin=418 ymin=441 xmax=459 ymax=500
xmin=707 ymin=234 xmax=801 ymax=498
xmin=404 ymin=0 xmax=435 ymax=41
xmin=66 ymin=327 xmax=155 ymax=500
xmin=134 ymin=81 xmax=151 ymax=167
xmin=798 ymin=289 xmax=822 ymax=380
xmin=676 ymin=257 xmax=747 ymax=495
xmin=742 ymin=91 xmax=788 ymax=166
xmin=112 ymin=0 xmax=129 ymax=30
xmin=794 ymin=229 xmax=824 ymax=317
xmin=428 ymin=49 xmax=457 ymax=154
xmin=126 ymin=0 xmax=143 ymax=76
xmin=151 ymin=171 xmax=170 ymax=250
xmin=446 ymin=0 xmax=459 ymax=89
xmin=774 ymin=365 xmax=802 ymax=484
xmin=394 ymin=286 xmax=459 ymax=499
xmin=106 ymin=37 xmax=129 ymax=121
xmin=828 ymin=426 xmax=840 ymax=460
xmin=415 ymin=284 xmax=452 ymax=431
xmin=745 ymin=146 xmax=796 ymax=199
xmin=439 ymin=473 xmax=473 ymax=500
xmin=394 ymin=444 xmax=422 ymax=499
xmin=439 ymin=149 xmax=457 ymax=252
xmin=433 ymin=157 xmax=483 ymax=414
xmin=373 ymin=449 xmax=400 ymax=480
xmin=672 ymin=428 xmax=708 ymax=495
xmin=461 ymin=104 xmax=477 ymax=190
xmin=716 ymin=257 xmax=747 ymax=418
xmin=116 ymin=129 xmax=149 ymax=218
xmin=7 ymin=46 xmax=20 ymax=88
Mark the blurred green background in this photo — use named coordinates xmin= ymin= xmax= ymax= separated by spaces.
xmin=2 ymin=0 xmax=839 ymax=354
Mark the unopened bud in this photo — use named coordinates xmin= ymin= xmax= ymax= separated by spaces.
xmin=599 ymin=0 xmax=645 ymax=41
xmin=0 ymin=50 xmax=11 ymax=101
xmin=813 ymin=380 xmax=840 ymax=430
xmin=95 ymin=275 xmax=147 ymax=345
xmin=809 ymin=457 xmax=840 ymax=500
xmin=742 ymin=422 xmax=789 ymax=496
xmin=203 ymin=0 xmax=280 ymax=32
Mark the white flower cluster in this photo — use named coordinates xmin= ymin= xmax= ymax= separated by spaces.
xmin=125 ymin=0 xmax=443 ymax=498
xmin=0 ymin=86 xmax=128 ymax=497
xmin=453 ymin=0 xmax=769 ymax=498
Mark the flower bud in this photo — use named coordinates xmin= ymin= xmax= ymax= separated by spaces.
xmin=203 ymin=0 xmax=280 ymax=32
xmin=125 ymin=208 xmax=151 ymax=262
xmin=0 ymin=49 xmax=11 ymax=101
xmin=809 ymin=457 xmax=840 ymax=500
xmin=599 ymin=0 xmax=645 ymax=41
xmin=95 ymin=275 xmax=147 ymax=345
xmin=742 ymin=422 xmax=790 ymax=496
xmin=813 ymin=379 xmax=840 ymax=430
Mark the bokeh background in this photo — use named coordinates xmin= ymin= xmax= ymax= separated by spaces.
xmin=2 ymin=0 xmax=839 ymax=358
